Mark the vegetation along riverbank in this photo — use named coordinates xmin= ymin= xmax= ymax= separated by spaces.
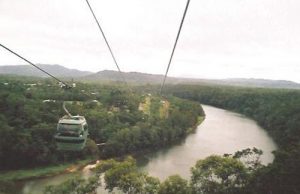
xmin=1 ymin=74 xmax=299 ymax=194
xmin=45 ymin=84 xmax=299 ymax=194
xmin=166 ymin=84 xmax=300 ymax=194
xmin=0 ymin=76 xmax=204 ymax=182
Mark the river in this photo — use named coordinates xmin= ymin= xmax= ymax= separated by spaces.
xmin=19 ymin=105 xmax=277 ymax=194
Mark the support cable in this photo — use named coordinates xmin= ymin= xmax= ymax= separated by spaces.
xmin=85 ymin=0 xmax=127 ymax=84
xmin=0 ymin=43 xmax=71 ymax=88
xmin=160 ymin=0 xmax=191 ymax=95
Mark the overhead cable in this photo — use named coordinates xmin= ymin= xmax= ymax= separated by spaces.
xmin=160 ymin=0 xmax=191 ymax=95
xmin=0 ymin=43 xmax=71 ymax=88
xmin=85 ymin=0 xmax=127 ymax=84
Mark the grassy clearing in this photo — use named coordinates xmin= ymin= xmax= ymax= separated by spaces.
xmin=0 ymin=159 xmax=94 ymax=182
xmin=139 ymin=96 xmax=151 ymax=115
xmin=159 ymin=100 xmax=170 ymax=119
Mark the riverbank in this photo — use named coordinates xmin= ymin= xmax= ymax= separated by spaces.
xmin=0 ymin=112 xmax=205 ymax=183
xmin=0 ymin=159 xmax=95 ymax=182
xmin=105 ymin=116 xmax=207 ymax=161
xmin=137 ymin=105 xmax=277 ymax=180
xmin=187 ymin=116 xmax=205 ymax=134
xmin=1 ymin=105 xmax=277 ymax=194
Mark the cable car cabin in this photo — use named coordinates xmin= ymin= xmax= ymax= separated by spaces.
xmin=54 ymin=116 xmax=88 ymax=151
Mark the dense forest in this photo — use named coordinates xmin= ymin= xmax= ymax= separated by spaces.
xmin=165 ymin=84 xmax=300 ymax=194
xmin=45 ymin=84 xmax=300 ymax=194
xmin=1 ymin=75 xmax=300 ymax=194
xmin=0 ymin=76 xmax=204 ymax=170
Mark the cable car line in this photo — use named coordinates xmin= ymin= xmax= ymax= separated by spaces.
xmin=159 ymin=0 xmax=191 ymax=95
xmin=0 ymin=44 xmax=91 ymax=151
xmin=63 ymin=101 xmax=72 ymax=117
xmin=1 ymin=0 xmax=192 ymax=151
xmin=0 ymin=44 xmax=96 ymax=100
xmin=0 ymin=43 xmax=71 ymax=88
xmin=85 ymin=0 xmax=127 ymax=85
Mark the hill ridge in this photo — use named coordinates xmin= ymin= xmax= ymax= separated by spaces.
xmin=1 ymin=65 xmax=300 ymax=89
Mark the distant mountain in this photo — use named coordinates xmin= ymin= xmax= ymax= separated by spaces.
xmin=212 ymin=78 xmax=300 ymax=89
xmin=1 ymin=65 xmax=299 ymax=89
xmin=81 ymin=70 xmax=202 ymax=84
xmin=82 ymin=70 xmax=171 ymax=84
xmin=82 ymin=70 xmax=300 ymax=89
xmin=0 ymin=64 xmax=92 ymax=78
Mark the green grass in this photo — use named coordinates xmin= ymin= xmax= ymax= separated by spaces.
xmin=0 ymin=159 xmax=94 ymax=182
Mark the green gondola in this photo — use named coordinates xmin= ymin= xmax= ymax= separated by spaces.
xmin=54 ymin=115 xmax=88 ymax=151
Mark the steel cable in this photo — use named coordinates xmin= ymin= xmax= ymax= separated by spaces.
xmin=160 ymin=0 xmax=191 ymax=95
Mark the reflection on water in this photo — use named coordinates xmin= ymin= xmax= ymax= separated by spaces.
xmin=20 ymin=105 xmax=277 ymax=193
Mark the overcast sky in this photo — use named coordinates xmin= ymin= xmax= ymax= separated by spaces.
xmin=1 ymin=0 xmax=300 ymax=82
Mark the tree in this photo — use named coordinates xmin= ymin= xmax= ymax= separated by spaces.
xmin=94 ymin=157 xmax=160 ymax=194
xmin=103 ymin=157 xmax=137 ymax=192
xmin=158 ymin=175 xmax=190 ymax=194
xmin=190 ymin=155 xmax=248 ymax=194
xmin=44 ymin=176 xmax=100 ymax=194
xmin=143 ymin=176 xmax=161 ymax=194
xmin=232 ymin=147 xmax=263 ymax=172
xmin=82 ymin=138 xmax=99 ymax=158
